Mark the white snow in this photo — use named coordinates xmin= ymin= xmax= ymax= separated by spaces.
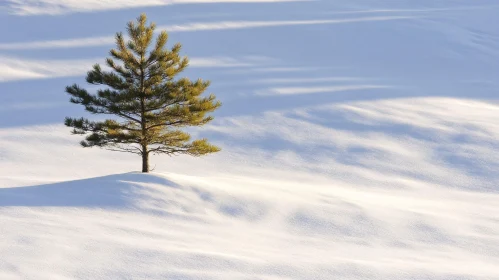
xmin=5 ymin=0 xmax=304 ymax=16
xmin=1 ymin=0 xmax=499 ymax=279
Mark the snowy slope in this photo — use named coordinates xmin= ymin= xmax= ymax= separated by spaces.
xmin=1 ymin=172 xmax=498 ymax=279
xmin=1 ymin=0 xmax=499 ymax=279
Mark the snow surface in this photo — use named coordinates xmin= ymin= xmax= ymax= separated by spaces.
xmin=1 ymin=0 xmax=499 ymax=279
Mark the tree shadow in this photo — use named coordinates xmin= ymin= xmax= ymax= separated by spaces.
xmin=4 ymin=2 xmax=498 ymax=128
xmin=202 ymin=95 xmax=499 ymax=193
xmin=0 ymin=172 xmax=179 ymax=208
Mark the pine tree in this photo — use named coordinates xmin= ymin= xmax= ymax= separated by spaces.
xmin=65 ymin=14 xmax=221 ymax=173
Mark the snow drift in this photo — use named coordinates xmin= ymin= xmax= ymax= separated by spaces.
xmin=1 ymin=0 xmax=499 ymax=279
xmin=1 ymin=172 xmax=498 ymax=279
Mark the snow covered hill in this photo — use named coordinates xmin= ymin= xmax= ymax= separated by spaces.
xmin=1 ymin=0 xmax=499 ymax=279
xmin=1 ymin=172 xmax=498 ymax=279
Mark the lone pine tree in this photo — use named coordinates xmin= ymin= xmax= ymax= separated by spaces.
xmin=65 ymin=14 xmax=221 ymax=173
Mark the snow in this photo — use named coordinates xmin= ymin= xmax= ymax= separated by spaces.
xmin=1 ymin=0 xmax=499 ymax=279
xmin=2 ymin=172 xmax=498 ymax=279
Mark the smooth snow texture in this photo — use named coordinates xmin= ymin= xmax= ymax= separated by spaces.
xmin=0 ymin=17 xmax=415 ymax=51
xmin=1 ymin=172 xmax=498 ymax=279
xmin=1 ymin=0 xmax=499 ymax=279
xmin=0 ymin=56 xmax=260 ymax=82
xmin=5 ymin=0 xmax=305 ymax=15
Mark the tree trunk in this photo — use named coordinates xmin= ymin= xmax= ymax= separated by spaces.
xmin=142 ymin=150 xmax=149 ymax=173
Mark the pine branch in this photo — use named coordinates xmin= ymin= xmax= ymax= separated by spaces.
xmin=104 ymin=145 xmax=143 ymax=155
